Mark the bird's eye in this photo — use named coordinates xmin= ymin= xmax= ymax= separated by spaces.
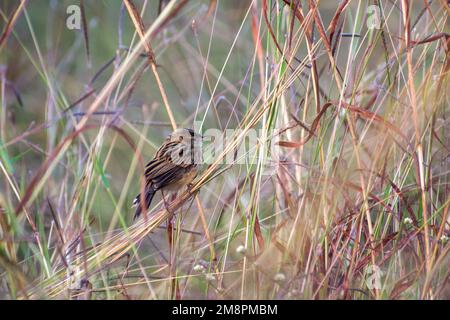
xmin=179 ymin=135 xmax=184 ymax=141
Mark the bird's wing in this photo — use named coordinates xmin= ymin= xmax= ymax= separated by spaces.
xmin=144 ymin=158 xmax=189 ymax=189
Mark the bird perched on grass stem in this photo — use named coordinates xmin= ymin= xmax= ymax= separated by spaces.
xmin=133 ymin=128 xmax=203 ymax=219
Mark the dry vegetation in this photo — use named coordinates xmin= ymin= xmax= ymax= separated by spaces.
xmin=0 ymin=0 xmax=449 ymax=300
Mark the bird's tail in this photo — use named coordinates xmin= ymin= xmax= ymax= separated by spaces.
xmin=132 ymin=188 xmax=156 ymax=220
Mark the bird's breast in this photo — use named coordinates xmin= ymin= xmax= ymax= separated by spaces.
xmin=162 ymin=166 xmax=198 ymax=191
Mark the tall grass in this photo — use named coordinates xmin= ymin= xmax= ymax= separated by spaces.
xmin=0 ymin=0 xmax=449 ymax=299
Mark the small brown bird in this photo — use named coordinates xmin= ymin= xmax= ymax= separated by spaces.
xmin=133 ymin=128 xmax=203 ymax=219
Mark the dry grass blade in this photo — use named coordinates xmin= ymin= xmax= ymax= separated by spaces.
xmin=79 ymin=0 xmax=90 ymax=65
xmin=123 ymin=0 xmax=177 ymax=131
xmin=0 ymin=0 xmax=27 ymax=50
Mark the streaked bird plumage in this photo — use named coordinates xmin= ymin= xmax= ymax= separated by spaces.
xmin=133 ymin=128 xmax=202 ymax=219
